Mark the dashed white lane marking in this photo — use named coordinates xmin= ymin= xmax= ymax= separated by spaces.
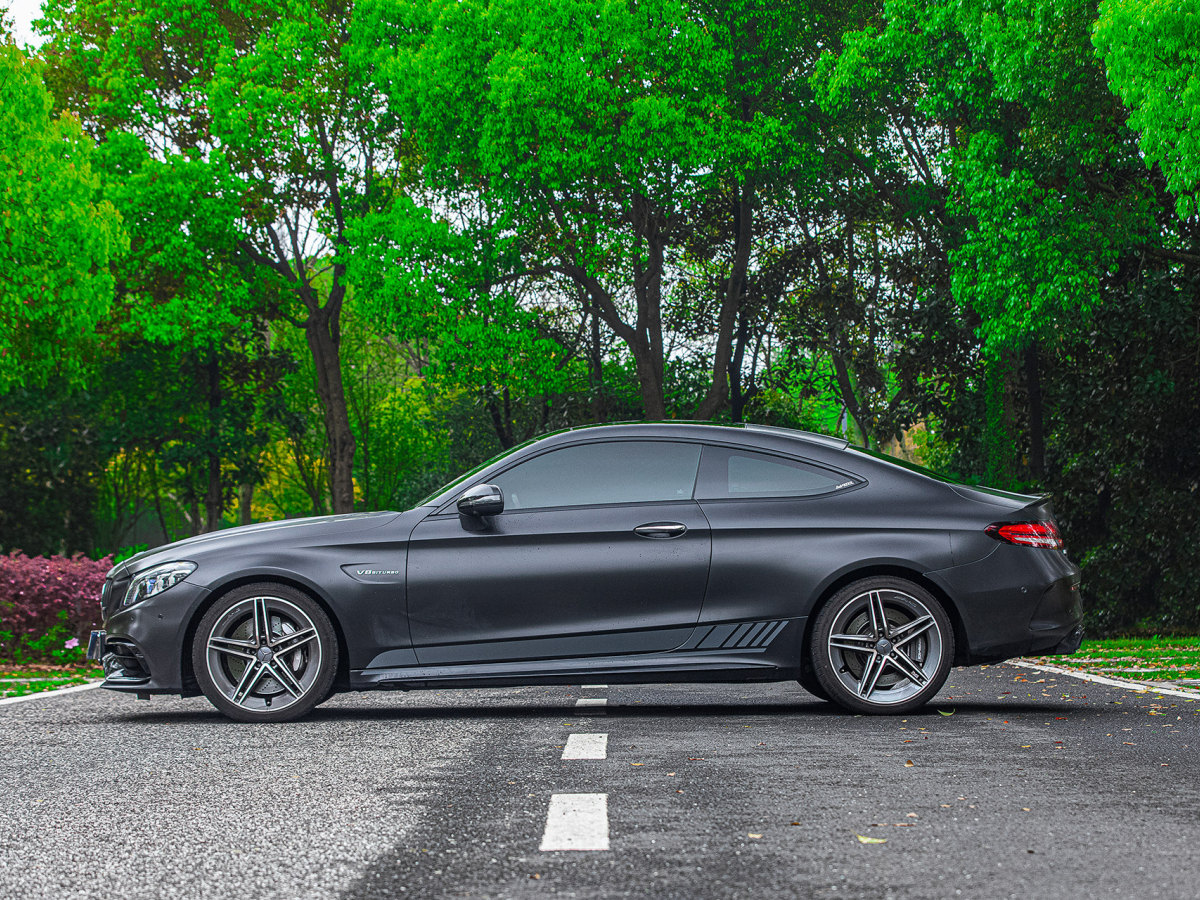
xmin=539 ymin=793 xmax=610 ymax=851
xmin=1013 ymin=661 xmax=1200 ymax=701
xmin=0 ymin=682 xmax=102 ymax=707
xmin=581 ymin=684 xmax=608 ymax=689
xmin=562 ymin=733 xmax=608 ymax=760
xmin=574 ymin=697 xmax=607 ymax=714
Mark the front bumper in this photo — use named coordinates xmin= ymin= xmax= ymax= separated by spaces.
xmin=95 ymin=580 xmax=211 ymax=695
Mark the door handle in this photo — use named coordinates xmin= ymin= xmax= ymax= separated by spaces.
xmin=634 ymin=522 xmax=687 ymax=539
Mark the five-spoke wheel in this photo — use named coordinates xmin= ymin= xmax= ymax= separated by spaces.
xmin=810 ymin=576 xmax=953 ymax=714
xmin=192 ymin=583 xmax=337 ymax=722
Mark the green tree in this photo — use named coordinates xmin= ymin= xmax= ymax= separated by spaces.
xmin=356 ymin=0 xmax=832 ymax=420
xmin=0 ymin=34 xmax=126 ymax=392
xmin=1095 ymin=0 xmax=1200 ymax=220
xmin=40 ymin=0 xmax=390 ymax=513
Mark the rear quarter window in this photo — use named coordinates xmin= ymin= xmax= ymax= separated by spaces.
xmin=696 ymin=445 xmax=855 ymax=500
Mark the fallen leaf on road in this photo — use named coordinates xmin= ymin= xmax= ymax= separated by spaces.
xmin=856 ymin=835 xmax=887 ymax=844
xmin=905 ymin=813 xmax=918 ymax=818
xmin=631 ymin=762 xmax=644 ymax=766
xmin=904 ymin=760 xmax=914 ymax=767
xmin=748 ymin=833 xmax=762 ymax=839
xmin=938 ymin=709 xmax=955 ymax=716
xmin=789 ymin=822 xmax=801 ymax=826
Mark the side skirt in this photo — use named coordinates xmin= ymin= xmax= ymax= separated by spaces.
xmin=349 ymin=617 xmax=807 ymax=691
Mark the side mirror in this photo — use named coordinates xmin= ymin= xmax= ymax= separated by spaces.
xmin=457 ymin=483 xmax=504 ymax=517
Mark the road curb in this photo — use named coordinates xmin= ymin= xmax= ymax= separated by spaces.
xmin=1013 ymin=659 xmax=1200 ymax=701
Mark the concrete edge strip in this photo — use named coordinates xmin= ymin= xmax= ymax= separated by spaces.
xmin=0 ymin=681 xmax=102 ymax=708
xmin=1012 ymin=660 xmax=1200 ymax=701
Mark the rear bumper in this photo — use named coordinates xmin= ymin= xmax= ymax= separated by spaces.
xmin=927 ymin=544 xmax=1084 ymax=665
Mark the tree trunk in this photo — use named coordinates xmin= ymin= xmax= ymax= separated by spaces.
xmin=633 ymin=342 xmax=666 ymax=419
xmin=589 ymin=304 xmax=605 ymax=423
xmin=729 ymin=308 xmax=752 ymax=423
xmin=486 ymin=388 xmax=516 ymax=449
xmin=238 ymin=482 xmax=254 ymax=526
xmin=1024 ymin=342 xmax=1045 ymax=479
xmin=203 ymin=353 xmax=223 ymax=533
xmin=695 ymin=178 xmax=754 ymax=420
xmin=831 ymin=353 xmax=873 ymax=447
xmin=305 ymin=305 xmax=356 ymax=514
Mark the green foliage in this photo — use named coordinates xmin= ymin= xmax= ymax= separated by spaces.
xmin=816 ymin=0 xmax=1157 ymax=356
xmin=6 ymin=0 xmax=1200 ymax=635
xmin=0 ymin=40 xmax=126 ymax=391
xmin=1095 ymin=0 xmax=1200 ymax=219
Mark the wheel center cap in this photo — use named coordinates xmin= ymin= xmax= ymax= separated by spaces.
xmin=875 ymin=638 xmax=893 ymax=655
xmin=256 ymin=647 xmax=275 ymax=663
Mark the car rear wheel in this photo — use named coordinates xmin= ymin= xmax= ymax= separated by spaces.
xmin=810 ymin=576 xmax=953 ymax=715
xmin=192 ymin=583 xmax=338 ymax=723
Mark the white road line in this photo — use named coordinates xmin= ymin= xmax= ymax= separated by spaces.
xmin=1013 ymin=660 xmax=1200 ymax=701
xmin=539 ymin=793 xmax=610 ymax=851
xmin=0 ymin=681 xmax=102 ymax=708
xmin=581 ymin=684 xmax=608 ymax=689
xmin=574 ymin=697 xmax=607 ymax=715
xmin=562 ymin=733 xmax=608 ymax=760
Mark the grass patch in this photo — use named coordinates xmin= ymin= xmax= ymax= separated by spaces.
xmin=1028 ymin=636 xmax=1200 ymax=682
xmin=0 ymin=662 xmax=103 ymax=700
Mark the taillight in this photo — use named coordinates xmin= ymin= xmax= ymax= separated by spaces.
xmin=985 ymin=521 xmax=1064 ymax=549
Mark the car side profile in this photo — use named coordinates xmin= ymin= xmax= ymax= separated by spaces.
xmin=88 ymin=423 xmax=1083 ymax=721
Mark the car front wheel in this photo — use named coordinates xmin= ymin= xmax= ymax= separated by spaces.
xmin=192 ymin=583 xmax=338 ymax=723
xmin=810 ymin=576 xmax=954 ymax=715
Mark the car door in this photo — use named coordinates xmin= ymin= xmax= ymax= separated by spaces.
xmin=406 ymin=439 xmax=710 ymax=665
xmin=694 ymin=442 xmax=863 ymax=624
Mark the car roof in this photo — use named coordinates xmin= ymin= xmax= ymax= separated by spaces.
xmin=535 ymin=421 xmax=850 ymax=451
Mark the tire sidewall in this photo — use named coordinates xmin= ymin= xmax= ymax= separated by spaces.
xmin=810 ymin=576 xmax=954 ymax=715
xmin=192 ymin=582 xmax=338 ymax=723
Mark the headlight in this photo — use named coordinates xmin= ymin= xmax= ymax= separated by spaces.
xmin=122 ymin=562 xmax=197 ymax=609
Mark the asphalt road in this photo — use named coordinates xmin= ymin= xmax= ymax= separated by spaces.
xmin=1 ymin=664 xmax=1197 ymax=900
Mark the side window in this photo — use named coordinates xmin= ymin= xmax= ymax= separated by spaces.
xmin=696 ymin=445 xmax=851 ymax=500
xmin=490 ymin=441 xmax=701 ymax=510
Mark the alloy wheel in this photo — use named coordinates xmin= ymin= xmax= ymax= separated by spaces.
xmin=201 ymin=594 xmax=326 ymax=716
xmin=812 ymin=577 xmax=953 ymax=714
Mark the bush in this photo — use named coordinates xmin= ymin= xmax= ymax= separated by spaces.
xmin=0 ymin=552 xmax=111 ymax=663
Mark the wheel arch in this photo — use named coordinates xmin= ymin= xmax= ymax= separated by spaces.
xmin=801 ymin=564 xmax=969 ymax=668
xmin=180 ymin=572 xmax=352 ymax=695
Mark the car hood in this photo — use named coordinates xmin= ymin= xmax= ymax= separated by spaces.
xmin=110 ymin=511 xmax=405 ymax=578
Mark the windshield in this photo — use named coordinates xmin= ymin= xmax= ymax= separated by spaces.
xmin=412 ymin=436 xmax=541 ymax=508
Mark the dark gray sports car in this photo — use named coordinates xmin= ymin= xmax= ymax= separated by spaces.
xmin=88 ymin=423 xmax=1083 ymax=721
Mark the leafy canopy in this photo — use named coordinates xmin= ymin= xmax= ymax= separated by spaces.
xmin=0 ymin=39 xmax=126 ymax=391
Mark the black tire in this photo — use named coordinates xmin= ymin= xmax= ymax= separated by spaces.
xmin=810 ymin=576 xmax=954 ymax=715
xmin=192 ymin=582 xmax=338 ymax=723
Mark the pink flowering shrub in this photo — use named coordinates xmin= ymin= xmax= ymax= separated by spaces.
xmin=0 ymin=552 xmax=111 ymax=662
